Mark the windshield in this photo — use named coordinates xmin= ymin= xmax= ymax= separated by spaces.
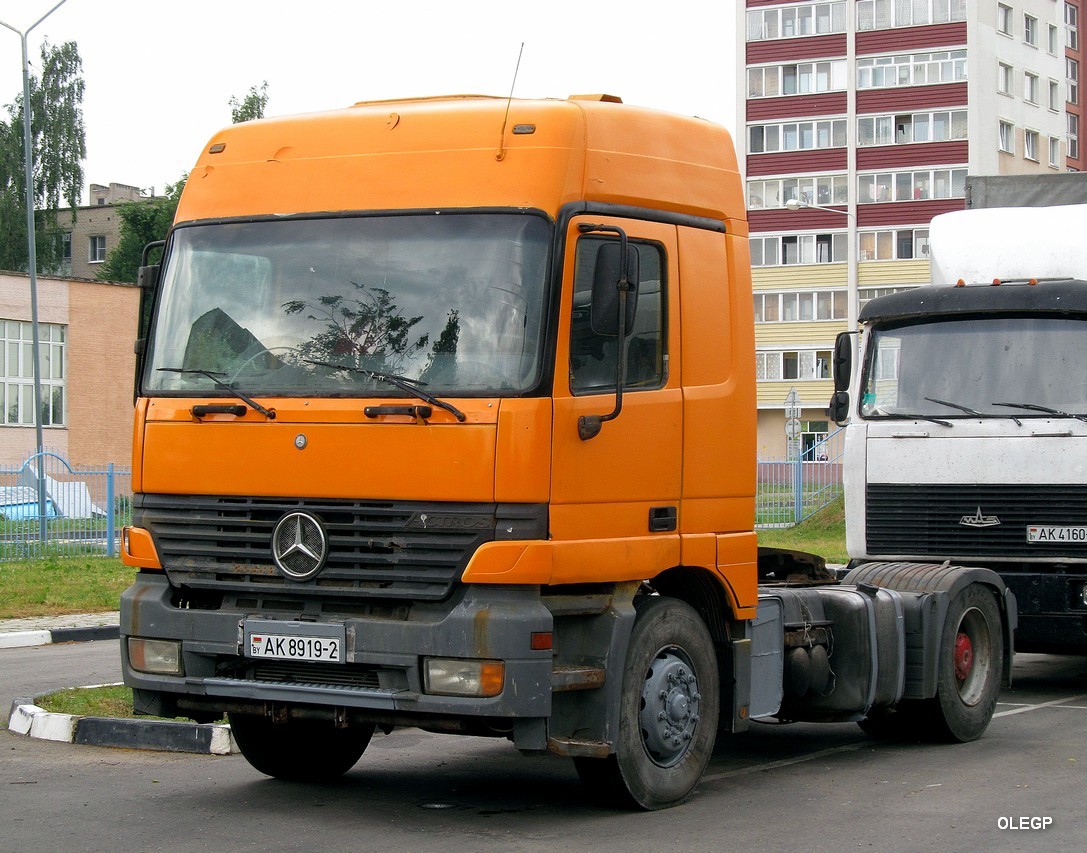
xmin=861 ymin=316 xmax=1087 ymax=418
xmin=144 ymin=213 xmax=550 ymax=397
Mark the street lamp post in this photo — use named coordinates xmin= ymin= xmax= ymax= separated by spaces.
xmin=0 ymin=0 xmax=71 ymax=536
xmin=784 ymin=197 xmax=858 ymax=332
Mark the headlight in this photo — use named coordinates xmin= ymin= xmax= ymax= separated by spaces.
xmin=423 ymin=658 xmax=504 ymax=697
xmin=128 ymin=637 xmax=183 ymax=675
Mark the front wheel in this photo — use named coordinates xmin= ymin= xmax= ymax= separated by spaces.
xmin=923 ymin=583 xmax=1004 ymax=742
xmin=228 ymin=712 xmax=374 ymax=781
xmin=575 ymin=596 xmax=720 ymax=810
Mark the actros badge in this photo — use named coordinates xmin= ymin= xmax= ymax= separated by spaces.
xmin=271 ymin=511 xmax=328 ymax=580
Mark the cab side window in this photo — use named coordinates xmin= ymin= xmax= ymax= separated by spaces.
xmin=569 ymin=237 xmax=666 ymax=394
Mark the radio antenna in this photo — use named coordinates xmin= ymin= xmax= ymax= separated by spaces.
xmin=496 ymin=42 xmax=525 ymax=161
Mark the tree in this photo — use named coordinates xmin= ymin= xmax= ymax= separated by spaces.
xmin=97 ymin=177 xmax=185 ymax=283
xmin=229 ymin=81 xmax=269 ymax=124
xmin=0 ymin=40 xmax=85 ymax=273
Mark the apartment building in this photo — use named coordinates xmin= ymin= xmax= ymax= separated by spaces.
xmin=739 ymin=1 xmax=1083 ymax=457
xmin=56 ymin=182 xmax=147 ymax=280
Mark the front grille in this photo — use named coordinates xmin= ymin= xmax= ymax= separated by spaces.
xmin=137 ymin=494 xmax=504 ymax=601
xmin=867 ymin=484 xmax=1087 ymax=558
xmin=236 ymin=660 xmax=383 ymax=691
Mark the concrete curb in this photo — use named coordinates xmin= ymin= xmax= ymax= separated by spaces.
xmin=0 ymin=624 xmax=119 ymax=650
xmin=7 ymin=693 xmax=237 ymax=755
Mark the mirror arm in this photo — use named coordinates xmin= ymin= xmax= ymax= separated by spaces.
xmin=577 ymin=224 xmax=632 ymax=441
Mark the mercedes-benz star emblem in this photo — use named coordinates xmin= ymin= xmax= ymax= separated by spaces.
xmin=271 ymin=511 xmax=328 ymax=580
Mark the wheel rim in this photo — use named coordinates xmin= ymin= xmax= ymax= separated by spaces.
xmin=638 ymin=645 xmax=701 ymax=768
xmin=953 ymin=606 xmax=992 ymax=706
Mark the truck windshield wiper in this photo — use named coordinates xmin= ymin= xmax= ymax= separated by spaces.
xmin=924 ymin=397 xmax=981 ymax=416
xmin=881 ymin=412 xmax=954 ymax=427
xmin=993 ymin=402 xmax=1087 ymax=424
xmin=925 ymin=396 xmax=1023 ymax=425
xmin=304 ymin=359 xmax=467 ymax=423
xmin=156 ymin=367 xmax=277 ymax=420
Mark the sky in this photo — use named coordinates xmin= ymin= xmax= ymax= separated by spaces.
xmin=0 ymin=0 xmax=739 ymax=205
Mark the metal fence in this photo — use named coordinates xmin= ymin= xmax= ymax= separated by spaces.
xmin=756 ymin=427 xmax=845 ymax=528
xmin=0 ymin=450 xmax=132 ymax=561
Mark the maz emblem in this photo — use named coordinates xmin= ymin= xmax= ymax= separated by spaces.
xmin=959 ymin=507 xmax=1001 ymax=528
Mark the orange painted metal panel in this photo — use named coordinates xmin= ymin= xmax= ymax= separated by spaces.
xmin=141 ymin=399 xmax=497 ymax=501
xmin=494 ymin=399 xmax=552 ymax=503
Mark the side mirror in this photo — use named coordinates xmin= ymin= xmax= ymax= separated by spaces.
xmin=590 ymin=241 xmax=639 ymax=336
xmin=832 ymin=330 xmax=852 ymax=392
xmin=828 ymin=390 xmax=850 ymax=426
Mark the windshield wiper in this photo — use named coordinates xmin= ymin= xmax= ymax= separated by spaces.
xmin=924 ymin=397 xmax=981 ymax=416
xmin=880 ymin=412 xmax=954 ymax=427
xmin=156 ymin=368 xmax=277 ymax=420
xmin=304 ymin=359 xmax=467 ymax=423
xmin=993 ymin=402 xmax=1087 ymax=424
xmin=925 ymin=396 xmax=1022 ymax=425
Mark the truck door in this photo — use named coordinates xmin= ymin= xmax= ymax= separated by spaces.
xmin=550 ymin=216 xmax=683 ymax=583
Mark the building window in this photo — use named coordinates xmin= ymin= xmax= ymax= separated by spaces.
xmin=1050 ymin=23 xmax=1060 ymax=54
xmin=1023 ymin=14 xmax=1038 ymax=47
xmin=748 ymin=60 xmax=848 ymax=98
xmin=747 ymin=174 xmax=848 ymax=209
xmin=747 ymin=2 xmax=847 ymax=41
xmin=859 ymin=285 xmax=919 ymax=307
xmin=999 ymin=120 xmax=1015 ymax=153
xmin=1024 ymin=72 xmax=1039 ymax=104
xmin=1050 ymin=135 xmax=1062 ymax=167
xmin=998 ymin=63 xmax=1013 ymax=95
xmin=751 ymin=234 xmax=849 ymax=267
xmin=1068 ymin=3 xmax=1080 ymax=51
xmin=858 ymin=229 xmax=930 ymax=261
xmin=856 ymin=50 xmax=967 ymax=89
xmin=1024 ymin=129 xmax=1040 ymax=161
xmin=1070 ymin=113 xmax=1080 ymax=160
xmin=1069 ymin=59 xmax=1080 ymax=106
xmin=749 ymin=119 xmax=847 ymax=154
xmin=857 ymin=110 xmax=968 ymax=146
xmin=857 ymin=0 xmax=968 ymax=30
xmin=858 ymin=168 xmax=967 ymax=203
xmin=1 ymin=320 xmax=65 ymax=427
xmin=88 ymin=235 xmax=106 ymax=263
xmin=754 ymin=290 xmax=848 ymax=321
xmin=1050 ymin=79 xmax=1062 ymax=111
xmin=997 ymin=4 xmax=1013 ymax=36
xmin=756 ymin=349 xmax=833 ymax=382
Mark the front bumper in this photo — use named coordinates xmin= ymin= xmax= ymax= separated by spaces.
xmin=121 ymin=573 xmax=556 ymax=734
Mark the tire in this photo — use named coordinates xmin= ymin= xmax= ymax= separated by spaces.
xmin=575 ymin=596 xmax=720 ymax=810
xmin=228 ymin=712 xmax=374 ymax=781
xmin=921 ymin=583 xmax=1004 ymax=743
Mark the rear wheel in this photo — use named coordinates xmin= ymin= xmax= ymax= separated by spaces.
xmin=229 ymin=712 xmax=374 ymax=781
xmin=574 ymin=596 xmax=720 ymax=810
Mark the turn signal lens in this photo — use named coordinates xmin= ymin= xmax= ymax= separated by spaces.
xmin=423 ymin=658 xmax=504 ymax=697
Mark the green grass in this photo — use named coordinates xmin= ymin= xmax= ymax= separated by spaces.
xmin=757 ymin=497 xmax=848 ymax=564
xmin=0 ymin=555 xmax=131 ymax=619
xmin=35 ymin=684 xmax=224 ymax=723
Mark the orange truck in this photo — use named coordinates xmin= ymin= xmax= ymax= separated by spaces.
xmin=120 ymin=95 xmax=1015 ymax=809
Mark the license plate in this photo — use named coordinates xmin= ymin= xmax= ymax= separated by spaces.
xmin=1027 ymin=526 xmax=1087 ymax=543
xmin=244 ymin=621 xmax=345 ymax=663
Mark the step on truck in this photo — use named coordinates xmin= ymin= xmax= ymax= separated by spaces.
xmin=120 ymin=95 xmax=1015 ymax=809
xmin=831 ymin=203 xmax=1087 ymax=655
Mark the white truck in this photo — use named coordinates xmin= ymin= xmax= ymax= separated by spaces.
xmin=833 ymin=203 xmax=1087 ymax=654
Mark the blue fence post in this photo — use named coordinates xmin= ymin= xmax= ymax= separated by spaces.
xmin=793 ymin=456 xmax=803 ymax=523
xmin=106 ymin=463 xmax=116 ymax=558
